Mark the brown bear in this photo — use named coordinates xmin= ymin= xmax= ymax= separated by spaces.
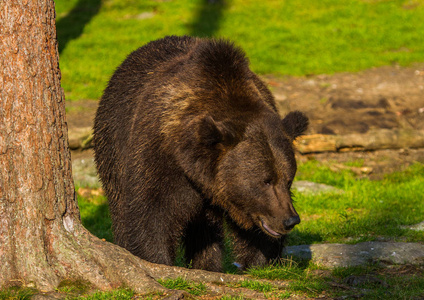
xmin=93 ymin=36 xmax=308 ymax=272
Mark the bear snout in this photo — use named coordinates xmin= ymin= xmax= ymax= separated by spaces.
xmin=283 ymin=215 xmax=301 ymax=230
xmin=260 ymin=219 xmax=282 ymax=237
xmin=260 ymin=213 xmax=301 ymax=238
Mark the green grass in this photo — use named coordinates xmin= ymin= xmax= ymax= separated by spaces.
xmin=55 ymin=279 xmax=91 ymax=297
xmin=72 ymin=162 xmax=424 ymax=299
xmin=54 ymin=0 xmax=424 ymax=101
xmin=330 ymin=265 xmax=424 ymax=299
xmin=0 ymin=287 xmax=37 ymax=300
xmin=247 ymin=258 xmax=312 ymax=281
xmin=4 ymin=265 xmax=422 ymax=299
xmin=246 ymin=258 xmax=328 ymax=298
xmin=157 ymin=278 xmax=207 ymax=296
xmin=70 ymin=288 xmax=135 ymax=299
xmin=77 ymin=162 xmax=424 ymax=248
xmin=226 ymin=279 xmax=290 ymax=298
xmin=76 ymin=188 xmax=113 ymax=242
xmin=288 ymin=161 xmax=424 ymax=245
xmin=236 ymin=280 xmax=275 ymax=293
xmin=247 ymin=261 xmax=424 ymax=299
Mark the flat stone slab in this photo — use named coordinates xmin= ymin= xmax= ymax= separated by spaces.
xmin=292 ymin=180 xmax=343 ymax=195
xmin=68 ymin=126 xmax=93 ymax=150
xmin=401 ymin=221 xmax=424 ymax=231
xmin=72 ymin=156 xmax=100 ymax=187
xmin=285 ymin=242 xmax=424 ymax=268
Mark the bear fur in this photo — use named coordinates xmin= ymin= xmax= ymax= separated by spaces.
xmin=93 ymin=36 xmax=308 ymax=271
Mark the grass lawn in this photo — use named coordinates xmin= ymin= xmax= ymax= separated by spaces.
xmin=54 ymin=0 xmax=424 ymax=101
xmin=289 ymin=161 xmax=424 ymax=245
xmin=77 ymin=161 xmax=424 ymax=247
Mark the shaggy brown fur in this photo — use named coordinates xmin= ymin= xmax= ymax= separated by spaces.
xmin=94 ymin=36 xmax=308 ymax=271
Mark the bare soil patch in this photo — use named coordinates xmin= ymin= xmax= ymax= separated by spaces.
xmin=263 ymin=63 xmax=424 ymax=136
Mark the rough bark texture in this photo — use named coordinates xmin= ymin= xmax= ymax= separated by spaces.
xmin=0 ymin=0 xmax=162 ymax=293
xmin=0 ymin=0 xmax=77 ymax=289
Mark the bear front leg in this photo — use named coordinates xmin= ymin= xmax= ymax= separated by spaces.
xmin=183 ymin=206 xmax=224 ymax=272
xmin=227 ymin=219 xmax=284 ymax=270
xmin=125 ymin=216 xmax=180 ymax=266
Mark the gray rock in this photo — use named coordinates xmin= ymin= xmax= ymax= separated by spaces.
xmin=401 ymin=221 xmax=424 ymax=231
xmin=343 ymin=274 xmax=388 ymax=287
xmin=284 ymin=242 xmax=424 ymax=268
xmin=68 ymin=127 xmax=93 ymax=150
xmin=136 ymin=11 xmax=155 ymax=20
xmin=72 ymin=157 xmax=100 ymax=187
xmin=292 ymin=180 xmax=343 ymax=195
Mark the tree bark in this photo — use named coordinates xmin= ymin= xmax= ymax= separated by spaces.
xmin=1 ymin=0 xmax=74 ymax=289
xmin=0 ymin=0 xmax=165 ymax=293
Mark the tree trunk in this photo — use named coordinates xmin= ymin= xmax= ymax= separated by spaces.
xmin=0 ymin=0 xmax=165 ymax=293
xmin=0 ymin=2 xmax=288 ymax=297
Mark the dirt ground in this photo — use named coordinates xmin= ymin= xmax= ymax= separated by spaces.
xmin=264 ymin=63 xmax=424 ymax=135
xmin=67 ymin=63 xmax=424 ymax=177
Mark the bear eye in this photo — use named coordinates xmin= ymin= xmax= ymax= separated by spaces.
xmin=263 ymin=178 xmax=272 ymax=186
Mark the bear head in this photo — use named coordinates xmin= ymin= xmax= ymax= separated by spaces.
xmin=197 ymin=110 xmax=309 ymax=238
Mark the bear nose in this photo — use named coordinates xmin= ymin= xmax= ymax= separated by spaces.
xmin=284 ymin=216 xmax=300 ymax=230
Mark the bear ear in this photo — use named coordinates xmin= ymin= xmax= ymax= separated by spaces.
xmin=197 ymin=116 xmax=236 ymax=147
xmin=281 ymin=111 xmax=309 ymax=139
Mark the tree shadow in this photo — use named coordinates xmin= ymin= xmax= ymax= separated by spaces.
xmin=56 ymin=0 xmax=102 ymax=53
xmin=80 ymin=201 xmax=114 ymax=243
xmin=287 ymin=229 xmax=324 ymax=246
xmin=189 ymin=0 xmax=229 ymax=37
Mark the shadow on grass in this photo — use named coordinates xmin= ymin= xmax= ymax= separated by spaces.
xmin=80 ymin=200 xmax=114 ymax=243
xmin=56 ymin=0 xmax=102 ymax=53
xmin=281 ymin=230 xmax=323 ymax=269
xmin=287 ymin=229 xmax=324 ymax=246
xmin=189 ymin=0 xmax=229 ymax=37
xmin=79 ymin=198 xmax=319 ymax=272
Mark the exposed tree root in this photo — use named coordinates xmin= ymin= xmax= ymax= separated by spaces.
xmin=1 ymin=214 xmax=294 ymax=299
xmin=204 ymin=283 xmax=269 ymax=299
xmin=1 ymin=215 xmax=291 ymax=298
